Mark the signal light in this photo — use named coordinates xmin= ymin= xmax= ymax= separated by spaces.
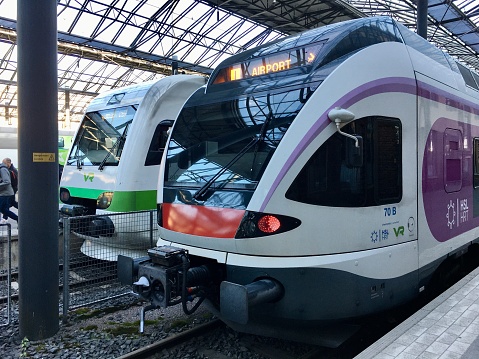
xmin=257 ymin=215 xmax=281 ymax=233
xmin=235 ymin=211 xmax=301 ymax=238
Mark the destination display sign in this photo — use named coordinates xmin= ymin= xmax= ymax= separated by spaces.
xmin=212 ymin=43 xmax=323 ymax=84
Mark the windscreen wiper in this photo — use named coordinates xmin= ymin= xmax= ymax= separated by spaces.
xmin=192 ymin=113 xmax=274 ymax=201
xmin=74 ymin=127 xmax=86 ymax=169
xmin=98 ymin=137 xmax=120 ymax=171
xmin=192 ymin=137 xmax=259 ymax=201
xmin=98 ymin=122 xmax=131 ymax=171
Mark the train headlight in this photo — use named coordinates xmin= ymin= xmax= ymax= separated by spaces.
xmin=235 ymin=211 xmax=301 ymax=239
xmin=97 ymin=192 xmax=114 ymax=209
xmin=59 ymin=187 xmax=70 ymax=203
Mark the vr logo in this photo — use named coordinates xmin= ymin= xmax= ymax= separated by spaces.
xmin=84 ymin=173 xmax=94 ymax=182
xmin=394 ymin=226 xmax=404 ymax=237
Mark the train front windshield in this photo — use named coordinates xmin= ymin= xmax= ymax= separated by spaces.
xmin=67 ymin=105 xmax=136 ymax=167
xmin=164 ymin=89 xmax=306 ymax=192
xmin=164 ymin=16 xmax=404 ymax=195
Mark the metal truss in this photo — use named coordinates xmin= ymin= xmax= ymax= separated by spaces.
xmin=349 ymin=0 xmax=479 ymax=70
xmin=0 ymin=0 xmax=478 ymax=127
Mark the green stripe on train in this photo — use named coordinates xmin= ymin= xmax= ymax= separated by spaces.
xmin=63 ymin=188 xmax=157 ymax=212
xmin=109 ymin=190 xmax=157 ymax=212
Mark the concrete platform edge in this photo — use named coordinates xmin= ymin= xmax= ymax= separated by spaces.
xmin=354 ymin=266 xmax=479 ymax=358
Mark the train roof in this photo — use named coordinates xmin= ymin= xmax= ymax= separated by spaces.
xmin=205 ymin=16 xmax=406 ymax=97
xmin=204 ymin=16 xmax=479 ymax=97
xmin=207 ymin=17 xmax=397 ymax=85
xmin=85 ymin=79 xmax=160 ymax=111
xmin=84 ymin=74 xmax=205 ymax=112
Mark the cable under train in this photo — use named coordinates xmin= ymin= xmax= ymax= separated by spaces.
xmin=59 ymin=75 xmax=206 ymax=260
xmin=119 ymin=16 xmax=479 ymax=346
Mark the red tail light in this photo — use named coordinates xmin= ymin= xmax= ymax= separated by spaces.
xmin=257 ymin=215 xmax=281 ymax=233
xmin=235 ymin=211 xmax=300 ymax=238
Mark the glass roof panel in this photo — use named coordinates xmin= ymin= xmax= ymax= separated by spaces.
xmin=0 ymin=1 xmax=16 ymax=19
xmin=0 ymin=0 xmax=478 ymax=130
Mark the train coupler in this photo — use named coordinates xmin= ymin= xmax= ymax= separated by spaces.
xmin=119 ymin=246 xmax=190 ymax=308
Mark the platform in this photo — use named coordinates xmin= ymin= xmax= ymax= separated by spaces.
xmin=355 ymin=266 xmax=479 ymax=358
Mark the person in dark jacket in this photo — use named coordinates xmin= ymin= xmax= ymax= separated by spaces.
xmin=4 ymin=158 xmax=18 ymax=206
xmin=0 ymin=158 xmax=18 ymax=223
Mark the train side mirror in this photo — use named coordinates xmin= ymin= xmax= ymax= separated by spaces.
xmin=328 ymin=107 xmax=363 ymax=167
xmin=328 ymin=107 xmax=355 ymax=124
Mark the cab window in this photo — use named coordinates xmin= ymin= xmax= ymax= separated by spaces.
xmin=286 ymin=116 xmax=402 ymax=207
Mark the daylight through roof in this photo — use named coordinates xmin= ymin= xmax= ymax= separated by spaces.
xmin=0 ymin=0 xmax=478 ymax=128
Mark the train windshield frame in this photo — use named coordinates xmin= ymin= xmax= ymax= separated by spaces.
xmin=164 ymin=16 xmax=405 ymax=195
xmin=164 ymin=87 xmax=307 ymax=192
xmin=67 ymin=105 xmax=137 ymax=167
xmin=209 ymin=17 xmax=403 ymax=86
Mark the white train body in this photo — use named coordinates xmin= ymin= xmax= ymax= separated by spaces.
xmin=59 ymin=75 xmax=205 ymax=259
xmin=121 ymin=17 xmax=479 ymax=345
xmin=0 ymin=129 xmax=74 ymax=168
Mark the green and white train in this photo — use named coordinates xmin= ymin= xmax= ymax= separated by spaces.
xmin=59 ymin=74 xmax=206 ymax=260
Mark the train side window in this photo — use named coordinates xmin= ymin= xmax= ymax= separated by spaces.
xmin=286 ymin=116 xmax=402 ymax=207
xmin=144 ymin=122 xmax=172 ymax=166
xmin=320 ymin=19 xmax=402 ymax=67
xmin=374 ymin=118 xmax=402 ymax=204
xmin=396 ymin=21 xmax=450 ymax=69
xmin=444 ymin=128 xmax=463 ymax=193
xmin=457 ymin=62 xmax=479 ymax=89
xmin=473 ymin=139 xmax=479 ymax=188
xmin=473 ymin=72 xmax=479 ymax=89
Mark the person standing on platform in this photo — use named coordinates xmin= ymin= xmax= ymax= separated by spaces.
xmin=0 ymin=158 xmax=18 ymax=224
xmin=2 ymin=158 xmax=18 ymax=217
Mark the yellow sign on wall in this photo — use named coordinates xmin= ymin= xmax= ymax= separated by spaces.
xmin=33 ymin=153 xmax=55 ymax=162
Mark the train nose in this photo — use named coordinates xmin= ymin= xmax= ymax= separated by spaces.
xmin=220 ymin=278 xmax=284 ymax=324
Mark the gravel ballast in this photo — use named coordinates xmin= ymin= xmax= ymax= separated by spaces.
xmin=0 ymin=294 xmax=219 ymax=359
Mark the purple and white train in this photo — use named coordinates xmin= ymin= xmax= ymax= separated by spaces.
xmin=119 ymin=16 xmax=479 ymax=346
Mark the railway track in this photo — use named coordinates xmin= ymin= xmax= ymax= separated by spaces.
xmin=95 ymin=248 xmax=479 ymax=359
xmin=2 ymin=235 xmax=479 ymax=358
xmin=115 ymin=318 xmax=325 ymax=359
xmin=115 ymin=319 xmax=224 ymax=359
xmin=0 ymin=254 xmax=118 ymax=302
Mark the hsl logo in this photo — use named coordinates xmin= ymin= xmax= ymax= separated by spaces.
xmin=394 ymin=226 xmax=404 ymax=237
xmin=84 ymin=173 xmax=94 ymax=182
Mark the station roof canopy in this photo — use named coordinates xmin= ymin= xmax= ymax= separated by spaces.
xmin=0 ymin=0 xmax=478 ymax=126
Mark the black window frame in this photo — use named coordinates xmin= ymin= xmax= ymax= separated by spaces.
xmin=286 ymin=116 xmax=402 ymax=207
xmin=144 ymin=122 xmax=173 ymax=166
xmin=473 ymin=138 xmax=479 ymax=189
